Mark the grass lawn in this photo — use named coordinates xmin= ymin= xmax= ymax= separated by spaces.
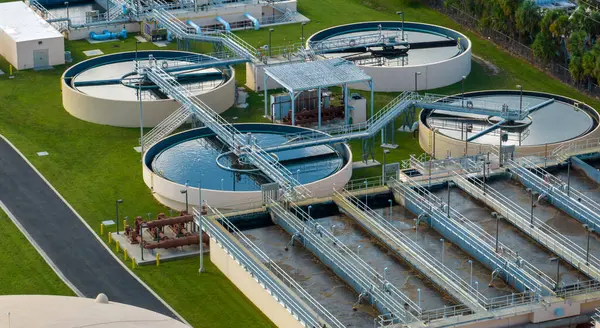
xmin=0 ymin=209 xmax=74 ymax=296
xmin=0 ymin=0 xmax=599 ymax=326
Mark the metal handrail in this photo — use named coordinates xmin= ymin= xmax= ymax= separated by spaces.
xmin=511 ymin=157 xmax=600 ymax=232
xmin=334 ymin=189 xmax=488 ymax=310
xmin=269 ymin=200 xmax=421 ymax=323
xmin=197 ymin=207 xmax=330 ymax=328
xmin=390 ymin=175 xmax=553 ymax=295
xmin=203 ymin=206 xmax=346 ymax=328
xmin=454 ymin=160 xmax=600 ymax=281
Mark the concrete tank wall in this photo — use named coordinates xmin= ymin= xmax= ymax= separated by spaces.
xmin=308 ymin=21 xmax=472 ymax=93
xmin=142 ymin=124 xmax=353 ymax=211
xmin=61 ymin=50 xmax=235 ymax=127
xmin=418 ymin=90 xmax=600 ymax=159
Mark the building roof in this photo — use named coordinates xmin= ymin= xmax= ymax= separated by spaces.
xmin=0 ymin=1 xmax=63 ymax=42
xmin=0 ymin=294 xmax=189 ymax=327
xmin=264 ymin=58 xmax=372 ymax=92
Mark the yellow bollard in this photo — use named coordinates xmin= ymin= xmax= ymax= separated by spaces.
xmin=100 ymin=223 xmax=104 ymax=236
xmin=115 ymin=240 xmax=120 ymax=253
xmin=131 ymin=257 xmax=136 ymax=269
xmin=124 ymin=248 xmax=128 ymax=261
xmin=108 ymin=232 xmax=112 ymax=244
xmin=9 ymin=65 xmax=13 ymax=76
xmin=123 ymin=219 xmax=127 ymax=229
xmin=156 ymin=253 xmax=160 ymax=266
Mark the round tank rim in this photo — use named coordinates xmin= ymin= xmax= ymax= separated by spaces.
xmin=61 ymin=50 xmax=235 ymax=104
xmin=305 ymin=21 xmax=472 ymax=68
xmin=143 ymin=123 xmax=353 ymax=193
xmin=420 ymin=89 xmax=600 ymax=146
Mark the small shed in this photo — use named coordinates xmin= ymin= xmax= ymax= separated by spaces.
xmin=0 ymin=1 xmax=65 ymax=70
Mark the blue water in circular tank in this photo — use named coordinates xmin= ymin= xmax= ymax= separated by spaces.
xmin=151 ymin=129 xmax=345 ymax=191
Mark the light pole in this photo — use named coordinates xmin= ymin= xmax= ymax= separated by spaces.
xmin=417 ymin=288 xmax=421 ymax=309
xmin=440 ymin=238 xmax=445 ymax=263
xmin=297 ymin=169 xmax=301 ymax=183
xmin=414 ymin=71 xmax=422 ymax=92
xmin=550 ymin=257 xmax=560 ymax=290
xmin=567 ymin=159 xmax=571 ymax=196
xmin=396 ymin=11 xmax=405 ymax=40
xmin=64 ymin=2 xmax=70 ymax=27
xmin=221 ymin=178 xmax=224 ymax=190
xmin=495 ymin=213 xmax=500 ymax=253
xmin=180 ymin=188 xmax=188 ymax=213
xmin=308 ymin=205 xmax=312 ymax=217
xmin=357 ymin=245 xmax=362 ymax=256
xmin=468 ymin=259 xmax=473 ymax=287
xmin=268 ymin=28 xmax=274 ymax=58
xmin=475 ymin=281 xmax=479 ymax=292
xmin=388 ymin=199 xmax=393 ymax=223
xmin=461 ymin=75 xmax=466 ymax=107
xmin=364 ymin=180 xmax=368 ymax=208
xmin=447 ymin=181 xmax=452 ymax=218
xmin=413 ymin=218 xmax=419 ymax=242
xmin=198 ymin=181 xmax=204 ymax=273
xmin=383 ymin=267 xmax=388 ymax=280
xmin=301 ymin=22 xmax=307 ymax=44
xmin=115 ymin=199 xmax=123 ymax=235
xmin=517 ymin=85 xmax=523 ymax=113
xmin=584 ymin=224 xmax=593 ymax=265
xmin=382 ymin=149 xmax=390 ymax=185
xmin=135 ymin=40 xmax=141 ymax=62
xmin=526 ymin=188 xmax=536 ymax=227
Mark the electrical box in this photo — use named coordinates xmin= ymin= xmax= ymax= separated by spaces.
xmin=349 ymin=93 xmax=367 ymax=124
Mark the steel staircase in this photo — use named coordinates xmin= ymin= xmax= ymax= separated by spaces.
xmin=142 ymin=105 xmax=191 ymax=149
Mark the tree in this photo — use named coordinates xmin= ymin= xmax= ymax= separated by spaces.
xmin=532 ymin=32 xmax=557 ymax=63
xmin=569 ymin=55 xmax=584 ymax=84
xmin=568 ymin=30 xmax=587 ymax=57
xmin=583 ymin=49 xmax=596 ymax=90
xmin=516 ymin=0 xmax=541 ymax=43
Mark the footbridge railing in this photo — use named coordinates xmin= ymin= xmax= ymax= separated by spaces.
xmin=451 ymin=161 xmax=600 ymax=282
xmin=269 ymin=200 xmax=421 ymax=324
xmin=197 ymin=206 xmax=346 ymax=328
xmin=389 ymin=175 xmax=554 ymax=297
xmin=508 ymin=157 xmax=600 ymax=234
xmin=144 ymin=63 xmax=310 ymax=199
xmin=333 ymin=188 xmax=488 ymax=313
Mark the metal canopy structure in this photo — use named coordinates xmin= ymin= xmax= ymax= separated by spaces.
xmin=263 ymin=58 xmax=374 ymax=126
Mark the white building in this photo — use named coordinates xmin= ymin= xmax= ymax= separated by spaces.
xmin=0 ymin=1 xmax=65 ymax=70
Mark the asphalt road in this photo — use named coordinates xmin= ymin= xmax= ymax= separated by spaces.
xmin=0 ymin=138 xmax=180 ymax=320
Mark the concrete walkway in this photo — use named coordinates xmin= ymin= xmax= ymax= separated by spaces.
xmin=0 ymin=137 xmax=182 ymax=321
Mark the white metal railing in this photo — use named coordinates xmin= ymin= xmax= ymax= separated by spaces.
xmin=144 ymin=64 xmax=310 ymax=199
xmin=142 ymin=105 xmax=190 ymax=149
xmin=453 ymin=160 xmax=600 ymax=281
xmin=269 ymin=200 xmax=421 ymax=323
xmin=201 ymin=205 xmax=346 ymax=328
xmin=197 ymin=206 xmax=339 ymax=328
xmin=334 ymin=189 xmax=488 ymax=313
xmin=511 ymin=157 xmax=600 ymax=228
xmin=390 ymin=175 xmax=555 ymax=295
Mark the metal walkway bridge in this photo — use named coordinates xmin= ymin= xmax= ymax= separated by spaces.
xmin=262 ymin=92 xmax=533 ymax=153
xmin=507 ymin=156 xmax=600 ymax=235
xmin=143 ymin=63 xmax=310 ymax=199
xmin=333 ymin=189 xmax=488 ymax=314
xmin=196 ymin=206 xmax=345 ymax=328
xmin=389 ymin=175 xmax=555 ymax=297
xmin=269 ymin=200 xmax=421 ymax=324
xmin=450 ymin=159 xmax=600 ymax=283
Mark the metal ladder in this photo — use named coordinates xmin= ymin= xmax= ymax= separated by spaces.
xmin=142 ymin=105 xmax=191 ymax=149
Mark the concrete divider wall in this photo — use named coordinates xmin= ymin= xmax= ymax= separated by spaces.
xmin=572 ymin=156 xmax=600 ymax=184
xmin=209 ymin=237 xmax=305 ymax=328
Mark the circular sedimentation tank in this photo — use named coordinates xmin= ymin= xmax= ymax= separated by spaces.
xmin=143 ymin=123 xmax=353 ymax=210
xmin=419 ymin=90 xmax=600 ymax=158
xmin=61 ymin=50 xmax=236 ymax=127
xmin=307 ymin=21 xmax=471 ymax=92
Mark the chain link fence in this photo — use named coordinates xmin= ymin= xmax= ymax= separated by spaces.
xmin=426 ymin=0 xmax=600 ymax=99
